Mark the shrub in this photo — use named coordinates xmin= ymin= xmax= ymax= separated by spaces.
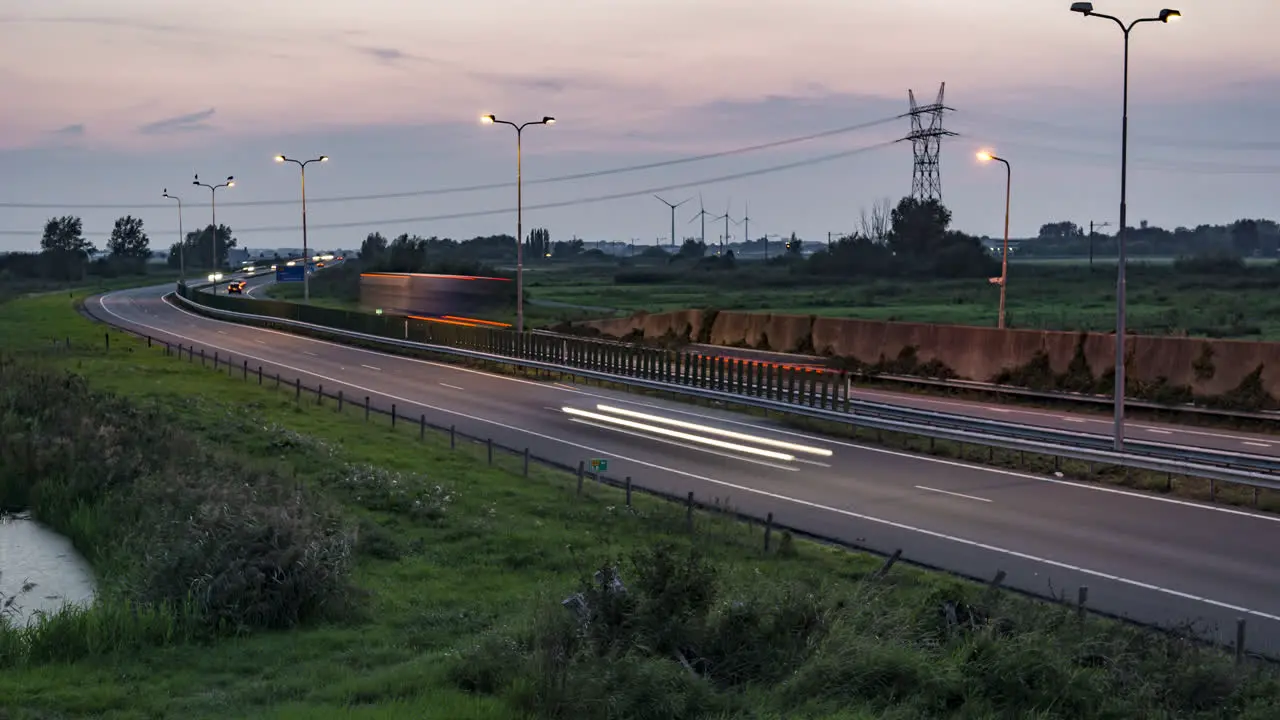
xmin=0 ymin=361 xmax=355 ymax=651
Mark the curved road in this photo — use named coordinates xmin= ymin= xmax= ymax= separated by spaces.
xmin=92 ymin=282 xmax=1280 ymax=656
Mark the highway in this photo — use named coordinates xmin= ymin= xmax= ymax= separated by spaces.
xmin=90 ymin=281 xmax=1280 ymax=656
xmin=230 ymin=271 xmax=1280 ymax=458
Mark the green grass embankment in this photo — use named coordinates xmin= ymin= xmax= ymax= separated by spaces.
xmin=1 ymin=292 xmax=1277 ymax=718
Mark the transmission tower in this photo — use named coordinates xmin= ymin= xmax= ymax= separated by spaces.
xmin=898 ymin=82 xmax=956 ymax=202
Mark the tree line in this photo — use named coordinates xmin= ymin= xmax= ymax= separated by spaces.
xmin=1022 ymin=218 xmax=1280 ymax=259
xmin=0 ymin=214 xmax=240 ymax=282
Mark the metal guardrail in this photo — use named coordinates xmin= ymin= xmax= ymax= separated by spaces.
xmin=167 ymin=291 xmax=1280 ymax=492
xmin=560 ymin=334 xmax=1280 ymax=422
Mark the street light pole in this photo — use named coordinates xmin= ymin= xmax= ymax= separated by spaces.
xmin=977 ymin=151 xmax=1012 ymax=329
xmin=481 ymin=114 xmax=555 ymax=335
xmin=1069 ymin=2 xmax=1180 ymax=451
xmin=192 ymin=174 xmax=234 ymax=291
xmin=274 ymin=155 xmax=329 ymax=302
xmin=162 ymin=189 xmax=184 ymax=284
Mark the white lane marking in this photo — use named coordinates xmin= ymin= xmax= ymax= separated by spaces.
xmin=255 ymin=340 xmax=266 ymax=345
xmin=1245 ymin=442 xmax=1271 ymax=448
xmin=361 ymin=364 xmax=381 ymax=371
xmin=303 ymin=351 xmax=317 ymax=357
xmin=916 ymin=485 xmax=992 ymax=503
xmin=217 ymin=330 xmax=227 ymax=335
xmin=139 ymin=292 xmax=1277 ymax=522
xmin=89 ymin=294 xmax=1280 ymax=624
xmin=568 ymin=418 xmax=800 ymax=473
xmin=795 ymin=458 xmax=833 ymax=468
xmin=549 ymin=384 xmax=1280 ymax=525
xmin=1063 ymin=417 xmax=1086 ymax=423
xmin=440 ymin=383 xmax=465 ymax=390
xmin=1146 ymin=429 xmax=1173 ymax=435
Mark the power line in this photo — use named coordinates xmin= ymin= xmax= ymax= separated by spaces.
xmin=951 ymin=131 xmax=1280 ymax=173
xmin=0 ymin=140 xmax=899 ymax=238
xmin=961 ymin=109 xmax=1280 ymax=152
xmin=0 ymin=114 xmax=904 ymax=211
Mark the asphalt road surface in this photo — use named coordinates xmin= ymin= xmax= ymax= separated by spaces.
xmin=92 ymin=283 xmax=1280 ymax=656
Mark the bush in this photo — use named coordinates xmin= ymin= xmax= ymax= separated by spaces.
xmin=449 ymin=544 xmax=1280 ymax=719
xmin=0 ymin=360 xmax=354 ymax=653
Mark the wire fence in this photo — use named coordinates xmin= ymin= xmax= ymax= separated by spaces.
xmin=25 ymin=322 xmax=1262 ymax=662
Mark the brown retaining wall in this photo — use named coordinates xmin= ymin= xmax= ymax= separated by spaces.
xmin=576 ymin=310 xmax=1280 ymax=400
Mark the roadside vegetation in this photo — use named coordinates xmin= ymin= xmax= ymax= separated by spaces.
xmin=1 ymin=291 xmax=1278 ymax=718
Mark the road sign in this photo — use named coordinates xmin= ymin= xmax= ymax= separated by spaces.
xmin=590 ymin=458 xmax=608 ymax=472
xmin=276 ymin=264 xmax=305 ymax=283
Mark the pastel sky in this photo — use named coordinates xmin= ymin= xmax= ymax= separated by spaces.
xmin=2 ymin=0 xmax=1279 ymax=253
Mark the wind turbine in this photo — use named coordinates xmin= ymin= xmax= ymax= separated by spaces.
xmin=654 ymin=195 xmax=692 ymax=249
xmin=688 ymin=192 xmax=713 ymax=248
xmin=733 ymin=202 xmax=752 ymax=255
xmin=710 ymin=197 xmax=733 ymax=254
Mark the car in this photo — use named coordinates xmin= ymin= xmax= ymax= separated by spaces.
xmin=227 ymin=280 xmax=246 ymax=294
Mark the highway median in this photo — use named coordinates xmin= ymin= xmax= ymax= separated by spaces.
xmin=4 ymin=287 xmax=1280 ymax=717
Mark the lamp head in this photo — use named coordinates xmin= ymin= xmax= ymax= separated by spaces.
xmin=1159 ymin=8 xmax=1180 ymax=22
xmin=1070 ymin=2 xmax=1093 ymax=15
xmin=543 ymin=116 xmax=556 ymax=125
xmin=480 ymin=114 xmax=496 ymax=124
xmin=162 ymin=188 xmax=168 ymax=196
xmin=319 ymin=155 xmax=329 ymax=162
xmin=274 ymin=155 xmax=286 ymax=163
xmin=976 ymin=150 xmax=993 ymax=162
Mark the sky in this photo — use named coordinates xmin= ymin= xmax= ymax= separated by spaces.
xmin=2 ymin=0 xmax=1279 ymax=253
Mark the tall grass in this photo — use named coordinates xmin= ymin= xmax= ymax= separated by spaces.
xmin=0 ymin=359 xmax=355 ymax=666
xmin=449 ymin=543 xmax=1280 ymax=719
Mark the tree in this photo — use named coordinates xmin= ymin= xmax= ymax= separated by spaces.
xmin=40 ymin=216 xmax=92 ymax=256
xmin=857 ymin=198 xmax=892 ymax=242
xmin=360 ymin=232 xmax=388 ymax=261
xmin=107 ymin=215 xmax=151 ymax=259
xmin=526 ymin=228 xmax=551 ymax=259
xmin=887 ymin=197 xmax=951 ymax=259
xmin=1037 ymin=221 xmax=1084 ymax=240
xmin=673 ymin=238 xmax=706 ymax=260
xmin=39 ymin=215 xmax=94 ymax=281
xmin=168 ymin=224 xmax=236 ymax=269
xmin=1231 ymin=219 xmax=1261 ymax=257
xmin=786 ymin=233 xmax=803 ymax=255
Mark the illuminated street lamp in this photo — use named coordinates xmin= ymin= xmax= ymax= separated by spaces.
xmin=1068 ymin=2 xmax=1181 ymax=451
xmin=976 ymin=150 xmax=1012 ymax=330
xmin=480 ymin=113 xmax=556 ymax=335
xmin=161 ymin=189 xmax=184 ymax=284
xmin=274 ymin=155 xmax=328 ymax=302
xmin=192 ymin=174 xmax=234 ymax=291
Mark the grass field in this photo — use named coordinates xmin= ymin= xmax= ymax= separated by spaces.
xmin=524 ymin=260 xmax=1280 ymax=339
xmin=1 ymin=291 xmax=1279 ymax=718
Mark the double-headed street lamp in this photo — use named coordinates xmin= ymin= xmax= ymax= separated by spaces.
xmin=1068 ymin=2 xmax=1180 ymax=451
xmin=274 ymin=155 xmax=329 ymax=302
xmin=161 ymin=189 xmax=184 ymax=284
xmin=192 ymin=174 xmax=234 ymax=287
xmin=480 ymin=113 xmax=555 ymax=335
xmin=976 ymin=150 xmax=1012 ymax=330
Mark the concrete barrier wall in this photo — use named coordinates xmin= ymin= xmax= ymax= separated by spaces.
xmin=577 ymin=310 xmax=1280 ymax=399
